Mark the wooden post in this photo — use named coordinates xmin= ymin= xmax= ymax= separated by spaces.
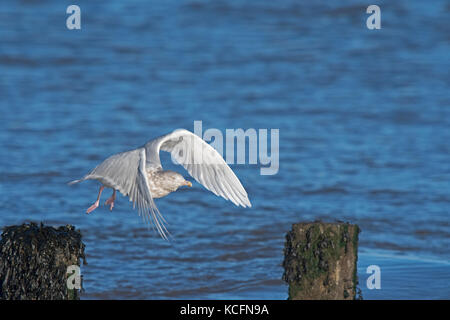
xmin=0 ymin=223 xmax=86 ymax=300
xmin=283 ymin=222 xmax=361 ymax=300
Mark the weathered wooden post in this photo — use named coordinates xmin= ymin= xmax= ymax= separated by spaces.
xmin=283 ymin=222 xmax=361 ymax=300
xmin=0 ymin=222 xmax=86 ymax=300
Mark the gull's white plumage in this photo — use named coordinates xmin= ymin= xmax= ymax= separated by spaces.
xmin=69 ymin=129 xmax=251 ymax=239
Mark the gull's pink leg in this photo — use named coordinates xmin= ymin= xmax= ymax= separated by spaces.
xmin=86 ymin=186 xmax=104 ymax=214
xmin=105 ymin=189 xmax=116 ymax=211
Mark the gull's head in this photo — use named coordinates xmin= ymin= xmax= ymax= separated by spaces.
xmin=164 ymin=171 xmax=192 ymax=191
xmin=184 ymin=180 xmax=192 ymax=187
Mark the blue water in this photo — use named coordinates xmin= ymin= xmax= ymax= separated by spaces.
xmin=0 ymin=0 xmax=449 ymax=299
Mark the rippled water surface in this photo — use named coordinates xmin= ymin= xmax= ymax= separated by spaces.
xmin=0 ymin=0 xmax=449 ymax=299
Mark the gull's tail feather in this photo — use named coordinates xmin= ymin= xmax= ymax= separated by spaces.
xmin=68 ymin=178 xmax=85 ymax=185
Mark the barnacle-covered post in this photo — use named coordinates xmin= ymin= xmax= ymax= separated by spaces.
xmin=283 ymin=222 xmax=361 ymax=300
xmin=0 ymin=223 xmax=86 ymax=300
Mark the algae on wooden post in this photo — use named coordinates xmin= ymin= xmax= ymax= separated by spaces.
xmin=0 ymin=222 xmax=86 ymax=300
xmin=282 ymin=222 xmax=360 ymax=300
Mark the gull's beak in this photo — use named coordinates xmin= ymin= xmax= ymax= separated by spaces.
xmin=185 ymin=181 xmax=192 ymax=187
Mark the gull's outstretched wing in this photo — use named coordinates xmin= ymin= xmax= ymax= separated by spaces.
xmin=69 ymin=148 xmax=169 ymax=239
xmin=145 ymin=129 xmax=251 ymax=208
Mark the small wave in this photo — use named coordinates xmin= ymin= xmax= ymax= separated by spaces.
xmin=301 ymin=186 xmax=349 ymax=195
xmin=370 ymin=241 xmax=421 ymax=252
xmin=369 ymin=189 xmax=410 ymax=196
xmin=0 ymin=171 xmax=61 ymax=182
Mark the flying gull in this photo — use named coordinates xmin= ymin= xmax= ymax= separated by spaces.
xmin=69 ymin=129 xmax=251 ymax=239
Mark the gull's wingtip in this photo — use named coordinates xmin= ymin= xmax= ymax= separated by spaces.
xmin=240 ymin=197 xmax=252 ymax=208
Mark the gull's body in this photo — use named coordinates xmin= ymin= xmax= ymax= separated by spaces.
xmin=69 ymin=129 xmax=251 ymax=239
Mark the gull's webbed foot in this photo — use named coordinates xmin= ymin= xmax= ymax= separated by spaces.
xmin=104 ymin=189 xmax=116 ymax=211
xmin=86 ymin=185 xmax=104 ymax=214
xmin=86 ymin=201 xmax=99 ymax=214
